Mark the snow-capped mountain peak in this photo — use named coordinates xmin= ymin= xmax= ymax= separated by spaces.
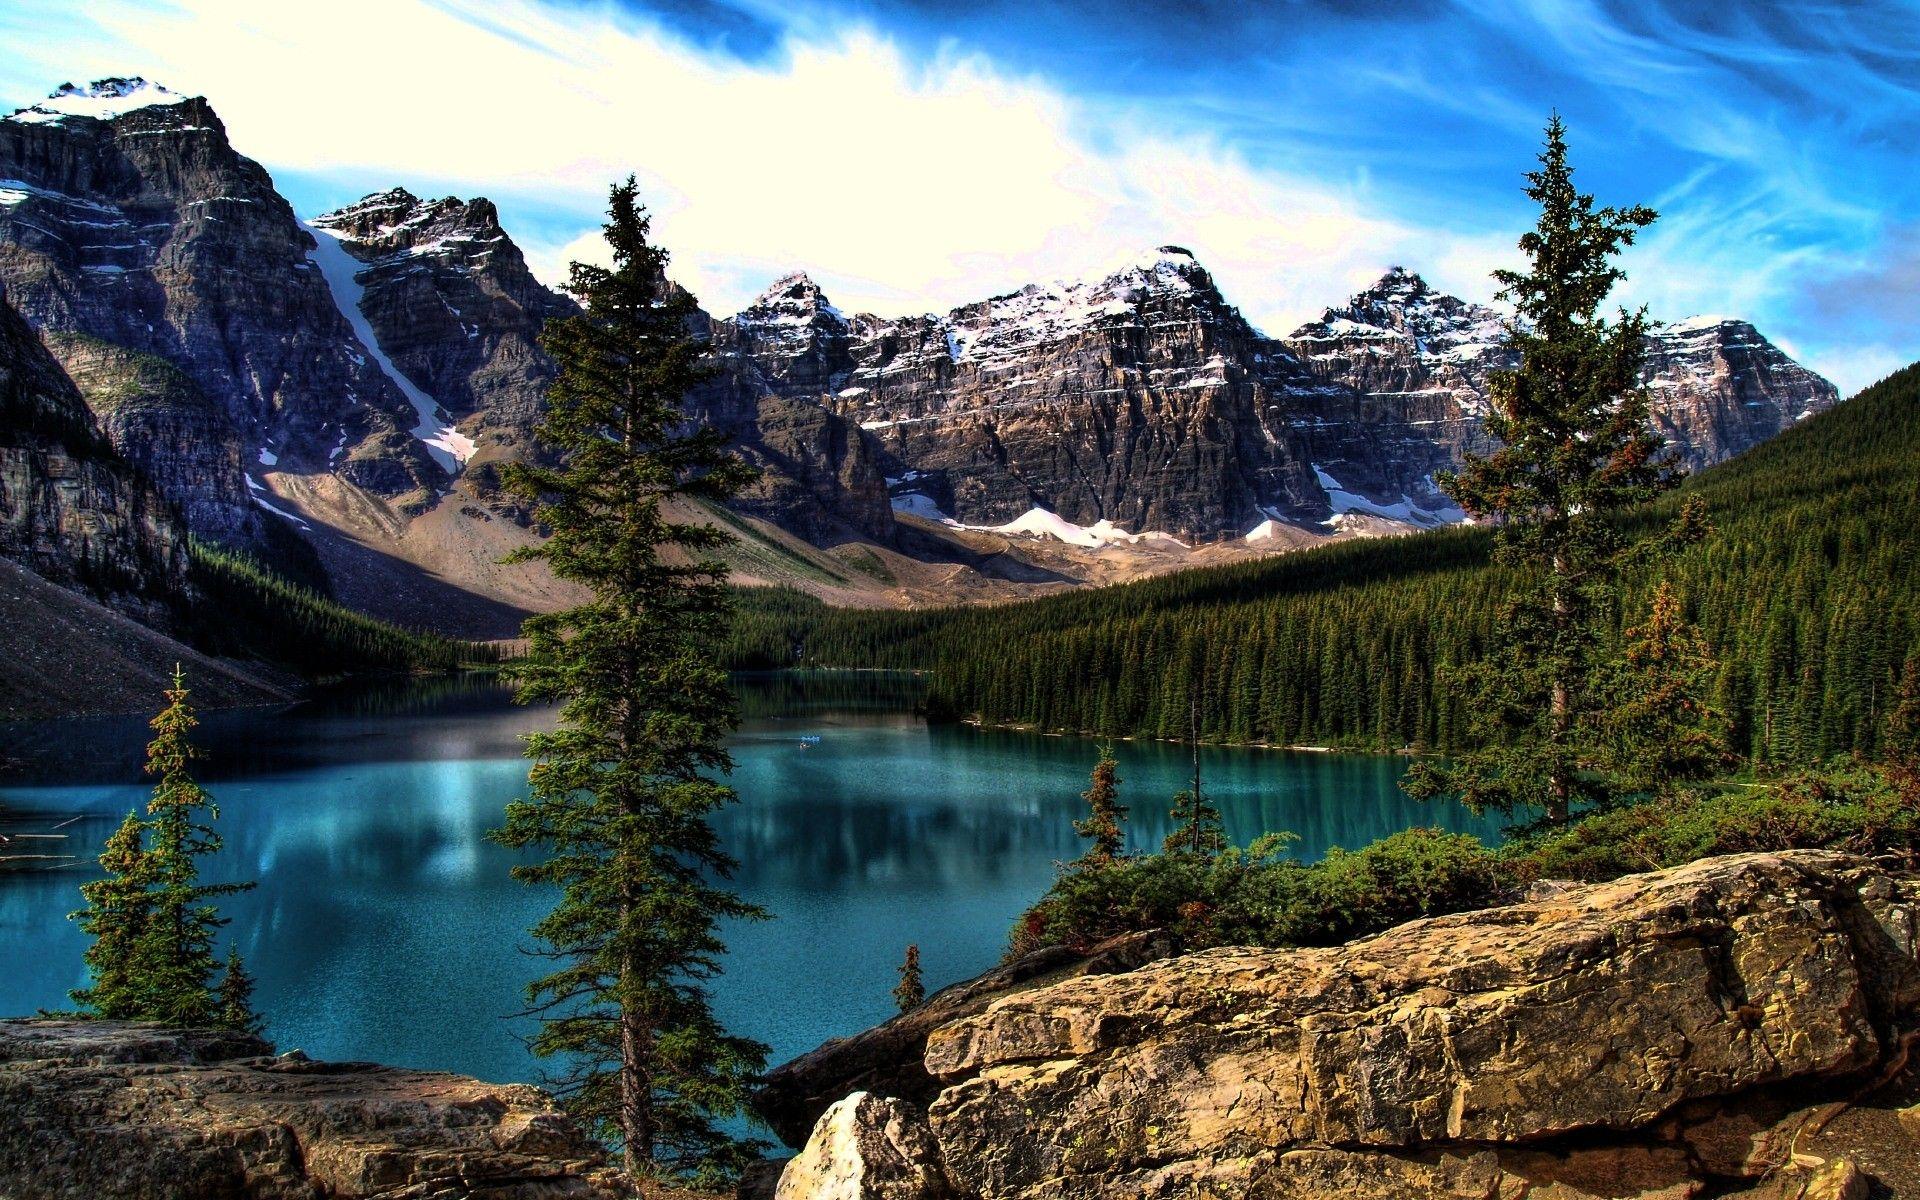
xmin=737 ymin=271 xmax=848 ymax=330
xmin=8 ymin=78 xmax=192 ymax=125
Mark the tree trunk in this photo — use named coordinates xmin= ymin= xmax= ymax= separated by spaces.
xmin=1549 ymin=559 xmax=1572 ymax=824
xmin=619 ymin=981 xmax=652 ymax=1176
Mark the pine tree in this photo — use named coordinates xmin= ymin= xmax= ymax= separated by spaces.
xmin=216 ymin=946 xmax=264 ymax=1037
xmin=1885 ymin=653 xmax=1920 ymax=793
xmin=1402 ymin=116 xmax=1687 ymax=825
xmin=491 ymin=178 xmax=767 ymax=1185
xmin=69 ymin=810 xmax=155 ymax=1018
xmin=1163 ymin=789 xmax=1227 ymax=856
xmin=1595 ymin=582 xmax=1731 ymax=795
xmin=134 ymin=668 xmax=253 ymax=1025
xmin=1071 ymin=745 xmax=1127 ymax=866
xmin=893 ymin=944 xmax=925 ymax=1013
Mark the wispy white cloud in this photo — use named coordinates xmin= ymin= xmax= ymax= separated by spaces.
xmin=0 ymin=0 xmax=1511 ymax=335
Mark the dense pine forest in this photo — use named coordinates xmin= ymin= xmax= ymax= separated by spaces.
xmin=188 ymin=542 xmax=497 ymax=676
xmin=727 ymin=361 xmax=1920 ymax=768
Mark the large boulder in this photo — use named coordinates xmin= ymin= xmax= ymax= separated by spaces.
xmin=0 ymin=1019 xmax=620 ymax=1199
xmin=754 ymin=928 xmax=1176 ymax=1147
xmin=775 ymin=1093 xmax=955 ymax=1200
xmin=781 ymin=851 xmax=1920 ymax=1198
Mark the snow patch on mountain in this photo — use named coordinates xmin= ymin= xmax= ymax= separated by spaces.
xmin=303 ymin=220 xmax=472 ymax=473
xmin=955 ymin=506 xmax=1187 ymax=548
xmin=1312 ymin=464 xmax=1465 ymax=529
xmin=890 ymin=492 xmax=953 ymax=522
xmin=245 ymin=475 xmax=310 ymax=528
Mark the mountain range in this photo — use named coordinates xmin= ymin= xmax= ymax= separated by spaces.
xmin=0 ymin=77 xmax=1841 ymax=641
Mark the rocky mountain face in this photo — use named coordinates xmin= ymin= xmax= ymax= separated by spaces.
xmin=701 ymin=275 xmax=899 ymax=542
xmin=0 ymin=79 xmax=444 ymax=545
xmin=713 ymin=255 xmax=1834 ymax=544
xmin=770 ymin=850 xmax=1920 ymax=1200
xmin=43 ymin=331 xmax=263 ymax=546
xmin=1282 ymin=267 xmax=1840 ymax=475
xmin=1639 ymin=314 xmax=1840 ymax=470
xmin=797 ymin=250 xmax=1332 ymax=539
xmin=309 ymin=187 xmax=574 ymax=491
xmin=0 ymin=283 xmax=185 ymax=619
xmin=305 ymin=191 xmax=897 ymax=542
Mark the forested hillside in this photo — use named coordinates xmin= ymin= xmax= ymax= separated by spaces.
xmin=728 ymin=363 xmax=1920 ymax=766
xmin=187 ymin=543 xmax=499 ymax=677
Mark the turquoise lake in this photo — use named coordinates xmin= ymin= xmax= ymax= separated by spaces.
xmin=0 ymin=672 xmax=1505 ymax=1095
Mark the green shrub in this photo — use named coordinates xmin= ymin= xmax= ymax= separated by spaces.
xmin=1011 ymin=762 xmax=1920 ymax=961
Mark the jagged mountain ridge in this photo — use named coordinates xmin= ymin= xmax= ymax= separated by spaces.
xmin=715 ymin=254 xmax=1835 ymax=540
xmin=0 ymin=79 xmax=446 ymax=547
xmin=308 ymin=187 xmax=574 ymax=491
xmin=730 ymin=250 xmax=1331 ymax=540
xmin=0 ymin=77 xmax=1842 ymax=627
xmin=1282 ymin=266 xmax=1838 ymax=474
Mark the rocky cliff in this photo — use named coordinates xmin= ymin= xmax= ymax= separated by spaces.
xmin=44 ymin=330 xmax=265 ymax=546
xmin=0 ymin=79 xmax=444 ymax=540
xmin=0 ymin=282 xmax=185 ymax=618
xmin=801 ymin=250 xmax=1331 ymax=539
xmin=772 ymin=851 xmax=1920 ymax=1200
xmin=700 ymin=275 xmax=898 ymax=543
xmin=0 ymin=1020 xmax=620 ymax=1199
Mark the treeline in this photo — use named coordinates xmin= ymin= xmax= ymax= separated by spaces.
xmin=727 ymin=362 xmax=1920 ymax=768
xmin=187 ymin=541 xmax=498 ymax=675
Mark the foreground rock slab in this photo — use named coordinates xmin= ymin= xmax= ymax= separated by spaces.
xmin=0 ymin=1019 xmax=619 ymax=1199
xmin=780 ymin=851 xmax=1920 ymax=1199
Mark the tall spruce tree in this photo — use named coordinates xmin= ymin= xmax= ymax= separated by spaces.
xmin=69 ymin=810 xmax=155 ymax=1018
xmin=1072 ymin=745 xmax=1127 ymax=866
xmin=492 ymin=178 xmax=767 ymax=1184
xmin=71 ymin=671 xmax=255 ymax=1026
xmin=135 ymin=669 xmax=252 ymax=1024
xmin=1402 ymin=116 xmax=1690 ymax=825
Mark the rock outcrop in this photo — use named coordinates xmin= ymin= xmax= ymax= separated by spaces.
xmin=0 ymin=79 xmax=443 ymax=544
xmin=777 ymin=851 xmax=1920 ymax=1199
xmin=0 ymin=283 xmax=185 ymax=619
xmin=0 ymin=1019 xmax=620 ymax=1199
xmin=776 ymin=1093 xmax=957 ymax=1200
xmin=756 ymin=929 xmax=1177 ymax=1149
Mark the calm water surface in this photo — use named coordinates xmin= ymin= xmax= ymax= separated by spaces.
xmin=0 ymin=672 xmax=1503 ymax=1088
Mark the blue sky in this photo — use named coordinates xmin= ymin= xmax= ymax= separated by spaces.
xmin=2 ymin=0 xmax=1915 ymax=392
